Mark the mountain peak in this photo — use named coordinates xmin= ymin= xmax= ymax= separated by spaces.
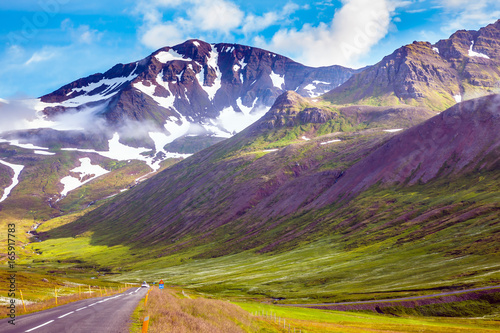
xmin=324 ymin=20 xmax=500 ymax=111
xmin=37 ymin=40 xmax=359 ymax=142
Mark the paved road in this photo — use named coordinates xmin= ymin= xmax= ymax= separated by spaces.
xmin=283 ymin=285 xmax=500 ymax=307
xmin=1 ymin=287 xmax=148 ymax=333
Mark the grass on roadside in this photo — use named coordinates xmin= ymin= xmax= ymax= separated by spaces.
xmin=237 ymin=301 xmax=500 ymax=333
xmin=130 ymin=287 xmax=263 ymax=333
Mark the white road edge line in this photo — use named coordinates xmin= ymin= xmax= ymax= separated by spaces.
xmin=88 ymin=303 xmax=97 ymax=307
xmin=25 ymin=320 xmax=54 ymax=332
xmin=135 ymin=287 xmax=141 ymax=293
xmin=57 ymin=311 xmax=74 ymax=318
xmin=75 ymin=306 xmax=87 ymax=311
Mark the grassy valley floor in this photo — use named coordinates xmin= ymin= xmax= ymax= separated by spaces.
xmin=129 ymin=287 xmax=500 ymax=332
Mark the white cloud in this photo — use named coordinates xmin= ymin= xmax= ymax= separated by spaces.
xmin=188 ymin=0 xmax=244 ymax=33
xmin=61 ymin=18 xmax=103 ymax=45
xmin=260 ymin=0 xmax=399 ymax=67
xmin=137 ymin=0 xmax=245 ymax=48
xmin=153 ymin=0 xmax=183 ymax=6
xmin=25 ymin=49 xmax=57 ymax=65
xmin=439 ymin=0 xmax=500 ymax=34
xmin=242 ymin=12 xmax=281 ymax=34
xmin=242 ymin=3 xmax=300 ymax=34
xmin=141 ymin=24 xmax=185 ymax=49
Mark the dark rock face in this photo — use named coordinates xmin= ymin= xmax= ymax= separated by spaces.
xmin=256 ymin=91 xmax=336 ymax=129
xmin=39 ymin=40 xmax=360 ymax=129
xmin=299 ymin=107 xmax=336 ymax=123
xmin=325 ymin=19 xmax=500 ymax=111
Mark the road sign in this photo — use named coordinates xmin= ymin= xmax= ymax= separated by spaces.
xmin=159 ymin=279 xmax=164 ymax=290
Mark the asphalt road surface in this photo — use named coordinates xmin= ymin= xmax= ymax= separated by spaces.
xmin=1 ymin=287 xmax=148 ymax=333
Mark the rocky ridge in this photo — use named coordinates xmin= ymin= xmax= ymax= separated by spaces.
xmin=324 ymin=20 xmax=500 ymax=110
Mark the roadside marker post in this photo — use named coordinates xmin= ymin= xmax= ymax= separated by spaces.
xmin=78 ymin=285 xmax=81 ymax=296
xmin=99 ymin=286 xmax=102 ymax=296
xmin=144 ymin=293 xmax=149 ymax=306
xmin=20 ymin=290 xmax=26 ymax=312
xmin=89 ymin=285 xmax=91 ymax=295
xmin=141 ymin=315 xmax=150 ymax=333
xmin=55 ymin=288 xmax=58 ymax=305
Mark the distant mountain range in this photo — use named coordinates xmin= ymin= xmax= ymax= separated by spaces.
xmin=325 ymin=20 xmax=500 ymax=110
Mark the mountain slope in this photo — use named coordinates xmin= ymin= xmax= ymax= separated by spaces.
xmin=324 ymin=20 xmax=500 ymax=110
xmin=315 ymin=94 xmax=500 ymax=204
xmin=39 ymin=93 xmax=498 ymax=257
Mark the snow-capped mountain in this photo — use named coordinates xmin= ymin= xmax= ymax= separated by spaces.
xmin=38 ymin=39 xmax=359 ymax=140
xmin=0 ymin=40 xmax=359 ymax=207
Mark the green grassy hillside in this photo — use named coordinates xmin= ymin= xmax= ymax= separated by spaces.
xmin=12 ymin=95 xmax=498 ymax=307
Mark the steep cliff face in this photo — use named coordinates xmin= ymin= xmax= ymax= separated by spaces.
xmin=324 ymin=20 xmax=500 ymax=110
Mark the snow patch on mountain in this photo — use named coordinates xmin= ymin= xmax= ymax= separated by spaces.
xmin=34 ymin=150 xmax=55 ymax=155
xmin=0 ymin=160 xmax=24 ymax=202
xmin=303 ymin=83 xmax=319 ymax=97
xmin=133 ymin=81 xmax=156 ymax=96
xmin=3 ymin=139 xmax=49 ymax=150
xmin=201 ymin=120 xmax=232 ymax=138
xmin=155 ymin=49 xmax=186 ymax=63
xmin=304 ymin=80 xmax=333 ymax=97
xmin=196 ymin=64 xmax=205 ymax=86
xmin=238 ymin=58 xmax=247 ymax=70
xmin=468 ymin=41 xmax=490 ymax=59
xmin=60 ymin=157 xmax=109 ymax=197
xmin=217 ymin=105 xmax=268 ymax=134
xmin=320 ymin=139 xmax=341 ymax=145
xmin=236 ymin=97 xmax=256 ymax=115
xmin=383 ymin=128 xmax=403 ymax=133
xmin=454 ymin=94 xmax=462 ymax=103
xmin=72 ymin=66 xmax=138 ymax=96
xmin=203 ymin=49 xmax=222 ymax=100
xmin=62 ymin=129 xmax=190 ymax=172
xmin=163 ymin=116 xmax=191 ymax=140
xmin=270 ymin=71 xmax=285 ymax=90
xmin=133 ymin=74 xmax=176 ymax=111
xmin=41 ymin=65 xmax=139 ymax=108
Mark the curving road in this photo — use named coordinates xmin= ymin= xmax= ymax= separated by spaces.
xmin=0 ymin=287 xmax=148 ymax=333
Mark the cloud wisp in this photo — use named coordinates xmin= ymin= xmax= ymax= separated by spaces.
xmin=259 ymin=0 xmax=400 ymax=67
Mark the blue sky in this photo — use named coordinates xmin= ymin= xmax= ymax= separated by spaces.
xmin=0 ymin=0 xmax=499 ymax=98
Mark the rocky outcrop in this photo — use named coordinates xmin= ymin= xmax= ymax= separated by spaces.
xmin=325 ymin=20 xmax=500 ymax=111
xmin=257 ymin=91 xmax=336 ymax=129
